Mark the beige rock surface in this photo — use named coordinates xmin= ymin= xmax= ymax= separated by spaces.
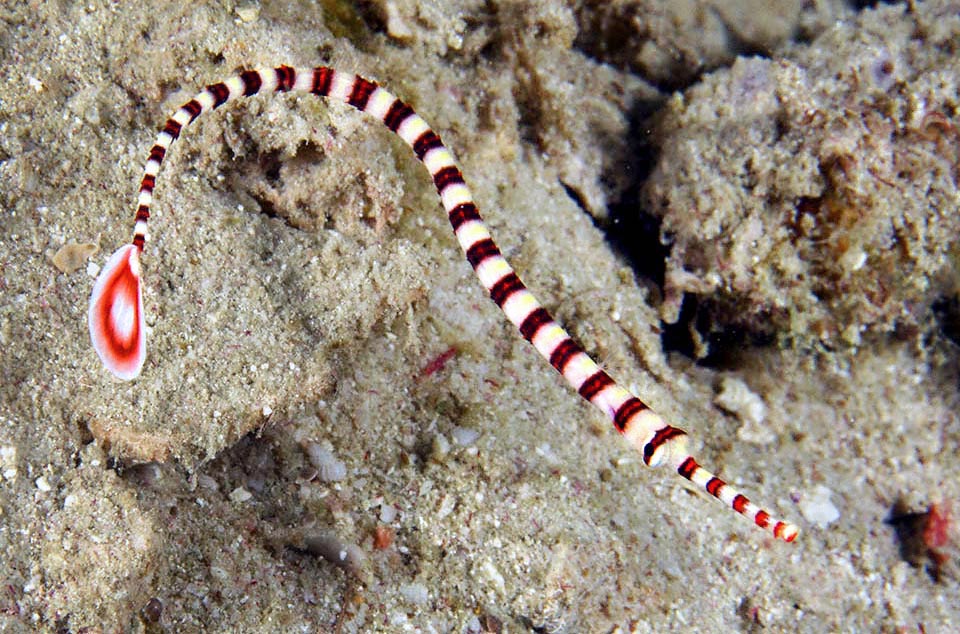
xmin=0 ymin=1 xmax=957 ymax=631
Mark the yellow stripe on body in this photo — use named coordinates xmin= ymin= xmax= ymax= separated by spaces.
xmin=423 ymin=146 xmax=457 ymax=174
xmin=561 ymin=353 xmax=600 ymax=391
xmin=397 ymin=114 xmax=430 ymax=146
xmin=364 ymin=87 xmax=397 ymax=120
xmin=474 ymin=256 xmax=513 ymax=290
xmin=224 ymin=75 xmax=246 ymax=99
xmin=454 ymin=219 xmax=491 ymax=255
xmin=441 ymin=183 xmax=473 ymax=215
xmin=501 ymin=290 xmax=539 ymax=329
xmin=328 ymin=72 xmax=356 ymax=103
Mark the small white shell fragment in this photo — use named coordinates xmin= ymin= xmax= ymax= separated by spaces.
xmin=715 ymin=376 xmax=767 ymax=425
xmin=197 ymin=474 xmax=219 ymax=491
xmin=379 ymin=503 xmax=398 ymax=523
xmin=472 ymin=559 xmax=505 ymax=595
xmin=303 ymin=531 xmax=369 ymax=582
xmin=51 ymin=242 xmax=98 ymax=274
xmin=451 ymin=426 xmax=480 ymax=447
xmin=399 ymin=582 xmax=429 ymax=605
xmin=384 ymin=1 xmax=413 ymax=41
xmin=305 ymin=444 xmax=347 ymax=482
xmin=234 ymin=1 xmax=260 ymax=22
xmin=228 ymin=486 xmax=252 ymax=503
xmin=839 ymin=245 xmax=867 ymax=273
xmin=0 ymin=445 xmax=17 ymax=481
xmin=535 ymin=442 xmax=560 ymax=465
xmin=431 ymin=433 xmax=451 ymax=462
xmin=35 ymin=476 xmax=52 ymax=492
xmin=798 ymin=485 xmax=841 ymax=528
xmin=715 ymin=376 xmax=775 ymax=445
xmin=436 ymin=494 xmax=456 ymax=519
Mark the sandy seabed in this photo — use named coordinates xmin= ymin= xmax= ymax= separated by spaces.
xmin=0 ymin=1 xmax=958 ymax=632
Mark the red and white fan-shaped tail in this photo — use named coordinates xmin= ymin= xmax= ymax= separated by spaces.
xmin=88 ymin=244 xmax=145 ymax=380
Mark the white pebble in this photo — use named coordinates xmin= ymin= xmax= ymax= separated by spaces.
xmin=798 ymin=485 xmax=840 ymax=528
xmin=35 ymin=476 xmax=51 ymax=492
xmin=535 ymin=442 xmax=559 ymax=465
xmin=197 ymin=474 xmax=219 ymax=491
xmin=715 ymin=376 xmax=775 ymax=445
xmin=451 ymin=426 xmax=480 ymax=447
xmin=379 ymin=503 xmax=398 ymax=523
xmin=715 ymin=376 xmax=767 ymax=425
xmin=306 ymin=444 xmax=347 ymax=482
xmin=472 ymin=559 xmax=505 ymax=595
xmin=399 ymin=582 xmax=429 ymax=605
xmin=431 ymin=433 xmax=451 ymax=462
xmin=1 ymin=445 xmax=17 ymax=481
xmin=228 ymin=487 xmax=252 ymax=503
xmin=303 ymin=531 xmax=368 ymax=582
xmin=436 ymin=494 xmax=456 ymax=519
xmin=235 ymin=1 xmax=260 ymax=22
xmin=384 ymin=0 xmax=414 ymax=40
xmin=840 ymin=246 xmax=867 ymax=273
